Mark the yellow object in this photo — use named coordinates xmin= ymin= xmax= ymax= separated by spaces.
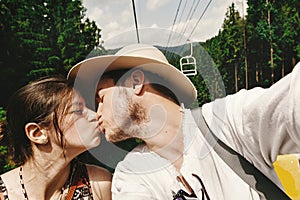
xmin=274 ymin=154 xmax=300 ymax=200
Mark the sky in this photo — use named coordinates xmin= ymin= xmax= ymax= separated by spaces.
xmin=82 ymin=0 xmax=247 ymax=49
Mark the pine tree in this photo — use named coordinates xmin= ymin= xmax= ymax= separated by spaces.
xmin=247 ymin=0 xmax=299 ymax=87
xmin=0 ymin=0 xmax=102 ymax=107
xmin=247 ymin=0 xmax=271 ymax=87
xmin=205 ymin=3 xmax=244 ymax=94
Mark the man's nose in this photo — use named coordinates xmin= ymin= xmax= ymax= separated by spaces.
xmin=96 ymin=103 xmax=103 ymax=120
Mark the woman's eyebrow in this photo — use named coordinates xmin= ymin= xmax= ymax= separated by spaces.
xmin=70 ymin=98 xmax=86 ymax=108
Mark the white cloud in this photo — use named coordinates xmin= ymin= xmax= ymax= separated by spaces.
xmin=120 ymin=10 xmax=131 ymax=24
xmin=150 ymin=24 xmax=159 ymax=28
xmin=87 ymin=7 xmax=104 ymax=27
xmin=82 ymin=0 xmax=134 ymax=48
xmin=146 ymin=0 xmax=170 ymax=11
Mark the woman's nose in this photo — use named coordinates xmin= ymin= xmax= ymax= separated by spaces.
xmin=86 ymin=109 xmax=97 ymax=122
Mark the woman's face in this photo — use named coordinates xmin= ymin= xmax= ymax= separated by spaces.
xmin=59 ymin=91 xmax=101 ymax=155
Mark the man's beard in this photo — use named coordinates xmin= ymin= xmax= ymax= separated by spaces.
xmin=108 ymin=87 xmax=149 ymax=142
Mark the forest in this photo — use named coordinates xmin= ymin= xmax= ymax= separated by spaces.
xmin=0 ymin=0 xmax=299 ymax=174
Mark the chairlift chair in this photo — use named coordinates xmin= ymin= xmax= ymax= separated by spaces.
xmin=180 ymin=42 xmax=197 ymax=77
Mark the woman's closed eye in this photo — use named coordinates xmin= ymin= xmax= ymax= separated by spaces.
xmin=70 ymin=100 xmax=86 ymax=115
xmin=70 ymin=109 xmax=84 ymax=115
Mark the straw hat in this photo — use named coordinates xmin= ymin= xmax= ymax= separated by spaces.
xmin=67 ymin=44 xmax=197 ymax=105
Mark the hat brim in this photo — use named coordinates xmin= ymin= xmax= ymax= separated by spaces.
xmin=67 ymin=55 xmax=197 ymax=106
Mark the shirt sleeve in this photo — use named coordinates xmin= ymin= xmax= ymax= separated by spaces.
xmin=202 ymin=62 xmax=300 ymax=176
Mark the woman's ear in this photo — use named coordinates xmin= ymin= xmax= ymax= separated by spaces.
xmin=131 ymin=70 xmax=145 ymax=95
xmin=25 ymin=123 xmax=49 ymax=145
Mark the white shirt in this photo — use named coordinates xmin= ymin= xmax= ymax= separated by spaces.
xmin=111 ymin=62 xmax=300 ymax=200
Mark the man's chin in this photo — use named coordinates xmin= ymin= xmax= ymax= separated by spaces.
xmin=105 ymin=131 xmax=131 ymax=143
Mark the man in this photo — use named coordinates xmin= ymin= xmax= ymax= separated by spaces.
xmin=68 ymin=44 xmax=300 ymax=199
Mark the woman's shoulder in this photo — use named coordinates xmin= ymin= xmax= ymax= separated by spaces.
xmin=85 ymin=164 xmax=112 ymax=181
xmin=0 ymin=167 xmax=20 ymax=187
xmin=0 ymin=167 xmax=21 ymax=200
xmin=85 ymin=164 xmax=112 ymax=200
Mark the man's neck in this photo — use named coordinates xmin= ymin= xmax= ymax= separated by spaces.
xmin=144 ymin=102 xmax=185 ymax=171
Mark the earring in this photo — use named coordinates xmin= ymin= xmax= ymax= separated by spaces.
xmin=41 ymin=138 xmax=48 ymax=144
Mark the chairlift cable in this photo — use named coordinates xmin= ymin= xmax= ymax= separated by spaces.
xmin=170 ymin=0 xmax=201 ymax=62
xmin=169 ymin=0 xmax=189 ymax=49
xmin=165 ymin=0 xmax=182 ymax=57
xmin=176 ymin=0 xmax=213 ymax=61
xmin=178 ymin=0 xmax=213 ymax=77
xmin=177 ymin=0 xmax=189 ymax=30
xmin=176 ymin=0 xmax=201 ymax=46
xmin=165 ymin=0 xmax=190 ymax=59
xmin=131 ymin=0 xmax=140 ymax=43
xmin=186 ymin=0 xmax=213 ymax=41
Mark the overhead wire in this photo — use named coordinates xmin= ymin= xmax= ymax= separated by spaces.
xmin=129 ymin=0 xmax=213 ymax=62
xmin=177 ymin=0 xmax=189 ymax=29
xmin=131 ymin=0 xmax=140 ymax=43
xmin=186 ymin=0 xmax=213 ymax=40
xmin=168 ymin=0 xmax=189 ymax=43
xmin=172 ymin=0 xmax=213 ymax=61
xmin=176 ymin=0 xmax=201 ymax=46
xmin=165 ymin=0 xmax=183 ymax=57
xmin=168 ymin=0 xmax=202 ymax=61
xmin=165 ymin=0 xmax=188 ymax=58
xmin=166 ymin=0 xmax=182 ymax=48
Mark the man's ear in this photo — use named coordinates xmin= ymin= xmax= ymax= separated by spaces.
xmin=25 ymin=122 xmax=49 ymax=145
xmin=131 ymin=70 xmax=145 ymax=95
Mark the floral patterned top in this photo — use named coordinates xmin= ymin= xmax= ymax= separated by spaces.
xmin=0 ymin=160 xmax=93 ymax=200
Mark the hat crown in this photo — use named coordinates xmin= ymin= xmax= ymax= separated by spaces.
xmin=115 ymin=44 xmax=169 ymax=64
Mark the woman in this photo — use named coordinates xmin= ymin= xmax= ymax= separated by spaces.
xmin=0 ymin=76 xmax=111 ymax=200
